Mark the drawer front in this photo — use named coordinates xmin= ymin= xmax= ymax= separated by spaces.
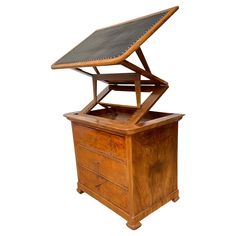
xmin=72 ymin=124 xmax=126 ymax=162
xmin=76 ymin=145 xmax=128 ymax=188
xmin=79 ymin=166 xmax=128 ymax=212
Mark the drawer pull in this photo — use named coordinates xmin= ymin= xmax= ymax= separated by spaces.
xmin=95 ymin=179 xmax=107 ymax=188
xmin=95 ymin=161 xmax=100 ymax=174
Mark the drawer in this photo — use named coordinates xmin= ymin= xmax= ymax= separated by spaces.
xmin=76 ymin=145 xmax=128 ymax=188
xmin=72 ymin=124 xmax=126 ymax=161
xmin=79 ymin=166 xmax=128 ymax=212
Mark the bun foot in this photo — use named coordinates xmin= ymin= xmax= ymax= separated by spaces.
xmin=77 ymin=188 xmax=84 ymax=194
xmin=126 ymin=221 xmax=141 ymax=230
xmin=77 ymin=183 xmax=84 ymax=194
xmin=172 ymin=195 xmax=180 ymax=202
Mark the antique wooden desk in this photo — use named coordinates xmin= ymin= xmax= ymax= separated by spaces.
xmin=52 ymin=6 xmax=183 ymax=229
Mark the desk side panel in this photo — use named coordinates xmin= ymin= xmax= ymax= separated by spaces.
xmin=131 ymin=122 xmax=179 ymax=217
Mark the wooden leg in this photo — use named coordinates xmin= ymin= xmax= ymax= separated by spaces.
xmin=126 ymin=221 xmax=142 ymax=230
xmin=77 ymin=188 xmax=84 ymax=194
xmin=77 ymin=182 xmax=84 ymax=194
xmin=172 ymin=193 xmax=180 ymax=202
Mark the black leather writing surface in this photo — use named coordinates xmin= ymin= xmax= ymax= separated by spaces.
xmin=53 ymin=10 xmax=168 ymax=66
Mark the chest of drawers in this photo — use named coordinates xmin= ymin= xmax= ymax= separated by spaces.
xmin=67 ymin=112 xmax=183 ymax=229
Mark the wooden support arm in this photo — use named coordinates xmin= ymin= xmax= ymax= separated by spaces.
xmin=128 ymin=85 xmax=168 ymax=124
xmin=80 ymin=86 xmax=111 ymax=114
xmin=121 ymin=60 xmax=168 ymax=85
xmin=93 ymin=66 xmax=100 ymax=74
xmin=136 ymin=47 xmax=151 ymax=72
xmin=109 ymin=85 xmax=157 ymax=92
xmin=134 ymin=78 xmax=141 ymax=109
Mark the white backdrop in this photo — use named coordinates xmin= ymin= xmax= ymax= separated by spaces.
xmin=0 ymin=0 xmax=236 ymax=235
